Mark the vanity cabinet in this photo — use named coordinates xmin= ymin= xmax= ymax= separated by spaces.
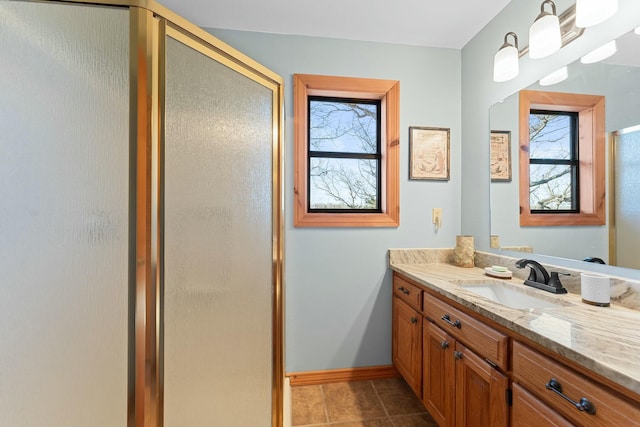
xmin=512 ymin=341 xmax=640 ymax=427
xmin=392 ymin=271 xmax=640 ymax=427
xmin=392 ymin=276 xmax=423 ymax=397
xmin=422 ymin=293 xmax=509 ymax=427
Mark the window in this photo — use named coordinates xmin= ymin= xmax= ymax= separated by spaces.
xmin=308 ymin=97 xmax=381 ymax=212
xmin=294 ymin=74 xmax=400 ymax=227
xmin=519 ymin=90 xmax=605 ymax=226
xmin=529 ymin=110 xmax=579 ymax=212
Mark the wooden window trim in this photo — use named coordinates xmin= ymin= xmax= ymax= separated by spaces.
xmin=519 ymin=90 xmax=606 ymax=226
xmin=293 ymin=74 xmax=400 ymax=227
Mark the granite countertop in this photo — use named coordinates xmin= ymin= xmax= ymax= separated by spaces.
xmin=389 ymin=259 xmax=640 ymax=398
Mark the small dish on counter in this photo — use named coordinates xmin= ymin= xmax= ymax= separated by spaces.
xmin=484 ymin=266 xmax=513 ymax=279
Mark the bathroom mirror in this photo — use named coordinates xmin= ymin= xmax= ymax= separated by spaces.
xmin=489 ymin=27 xmax=640 ymax=270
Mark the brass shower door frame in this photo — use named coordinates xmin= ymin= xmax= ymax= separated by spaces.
xmin=24 ymin=2 xmax=285 ymax=427
xmin=158 ymin=19 xmax=286 ymax=427
xmin=131 ymin=6 xmax=285 ymax=427
xmin=609 ymin=132 xmax=617 ymax=266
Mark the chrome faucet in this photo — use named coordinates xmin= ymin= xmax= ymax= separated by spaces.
xmin=515 ymin=259 xmax=568 ymax=294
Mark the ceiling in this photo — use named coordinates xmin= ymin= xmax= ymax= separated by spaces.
xmin=156 ymin=0 xmax=512 ymax=49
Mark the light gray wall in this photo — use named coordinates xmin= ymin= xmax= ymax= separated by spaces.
xmin=206 ymin=29 xmax=462 ymax=372
xmin=206 ymin=0 xmax=640 ymax=374
xmin=461 ymin=0 xmax=640 ymax=255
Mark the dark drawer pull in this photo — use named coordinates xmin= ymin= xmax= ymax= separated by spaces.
xmin=454 ymin=351 xmax=463 ymax=360
xmin=545 ymin=378 xmax=597 ymax=415
xmin=440 ymin=340 xmax=449 ymax=349
xmin=410 ymin=317 xmax=418 ymax=324
xmin=398 ymin=286 xmax=410 ymax=295
xmin=441 ymin=314 xmax=461 ymax=329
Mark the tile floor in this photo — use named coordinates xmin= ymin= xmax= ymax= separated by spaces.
xmin=291 ymin=377 xmax=438 ymax=427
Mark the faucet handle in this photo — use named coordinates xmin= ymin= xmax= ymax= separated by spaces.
xmin=549 ymin=271 xmax=570 ymax=289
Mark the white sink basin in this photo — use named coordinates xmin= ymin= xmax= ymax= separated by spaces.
xmin=456 ymin=280 xmax=566 ymax=310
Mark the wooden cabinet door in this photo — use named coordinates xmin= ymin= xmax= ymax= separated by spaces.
xmin=423 ymin=321 xmax=455 ymax=427
xmin=392 ymin=296 xmax=422 ymax=396
xmin=454 ymin=342 xmax=508 ymax=427
xmin=511 ymin=383 xmax=573 ymax=427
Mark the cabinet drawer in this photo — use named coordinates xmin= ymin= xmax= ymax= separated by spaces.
xmin=512 ymin=383 xmax=573 ymax=427
xmin=393 ymin=275 xmax=422 ymax=311
xmin=423 ymin=293 xmax=508 ymax=369
xmin=513 ymin=341 xmax=640 ymax=427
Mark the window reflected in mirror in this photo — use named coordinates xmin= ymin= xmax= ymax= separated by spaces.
xmin=518 ymin=90 xmax=605 ymax=227
xmin=529 ymin=110 xmax=578 ymax=212
xmin=489 ymin=27 xmax=640 ymax=268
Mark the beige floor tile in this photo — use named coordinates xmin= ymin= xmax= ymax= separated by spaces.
xmin=330 ymin=418 xmax=393 ymax=427
xmin=323 ymin=381 xmax=387 ymax=422
xmin=372 ymin=378 xmax=427 ymax=416
xmin=389 ymin=413 xmax=438 ymax=427
xmin=291 ymin=385 xmax=327 ymax=426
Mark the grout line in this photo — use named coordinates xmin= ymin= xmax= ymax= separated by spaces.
xmin=291 ymin=384 xmax=329 ymax=427
xmin=370 ymin=379 xmax=393 ymax=423
xmin=328 ymin=419 xmax=395 ymax=426
xmin=320 ymin=383 xmax=330 ymax=425
xmin=388 ymin=412 xmax=434 ymax=426
xmin=325 ymin=417 xmax=392 ymax=426
xmin=293 ymin=379 xmax=433 ymax=427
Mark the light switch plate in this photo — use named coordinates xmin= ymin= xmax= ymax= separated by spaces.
xmin=432 ymin=208 xmax=442 ymax=225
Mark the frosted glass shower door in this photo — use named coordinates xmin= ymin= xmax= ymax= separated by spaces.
xmin=163 ymin=34 xmax=276 ymax=426
xmin=0 ymin=2 xmax=130 ymax=426
xmin=614 ymin=128 xmax=640 ymax=269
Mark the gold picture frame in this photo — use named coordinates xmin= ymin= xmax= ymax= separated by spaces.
xmin=490 ymin=130 xmax=511 ymax=182
xmin=409 ymin=126 xmax=450 ymax=180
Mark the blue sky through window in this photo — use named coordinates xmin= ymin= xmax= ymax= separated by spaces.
xmin=308 ymin=99 xmax=379 ymax=209
xmin=529 ymin=112 xmax=575 ymax=210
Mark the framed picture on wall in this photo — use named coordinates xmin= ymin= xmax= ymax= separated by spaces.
xmin=409 ymin=126 xmax=450 ymax=180
xmin=490 ymin=130 xmax=511 ymax=182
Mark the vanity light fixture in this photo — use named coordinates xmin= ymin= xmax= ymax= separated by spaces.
xmin=493 ymin=32 xmax=520 ymax=82
xmin=493 ymin=4 xmax=584 ymax=83
xmin=575 ymin=0 xmax=618 ymax=28
xmin=529 ymin=0 xmax=562 ymax=59
xmin=580 ymin=40 xmax=617 ymax=64
xmin=539 ymin=66 xmax=568 ymax=86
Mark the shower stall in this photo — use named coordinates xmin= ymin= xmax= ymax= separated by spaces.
xmin=0 ymin=1 xmax=284 ymax=426
xmin=610 ymin=126 xmax=640 ymax=269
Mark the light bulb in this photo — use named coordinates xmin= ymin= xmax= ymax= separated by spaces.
xmin=529 ymin=1 xmax=562 ymax=59
xmin=494 ymin=46 xmax=519 ymax=82
xmin=493 ymin=33 xmax=519 ymax=82
xmin=539 ymin=66 xmax=568 ymax=86
xmin=576 ymin=0 xmax=618 ymax=28
xmin=580 ymin=40 xmax=617 ymax=64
